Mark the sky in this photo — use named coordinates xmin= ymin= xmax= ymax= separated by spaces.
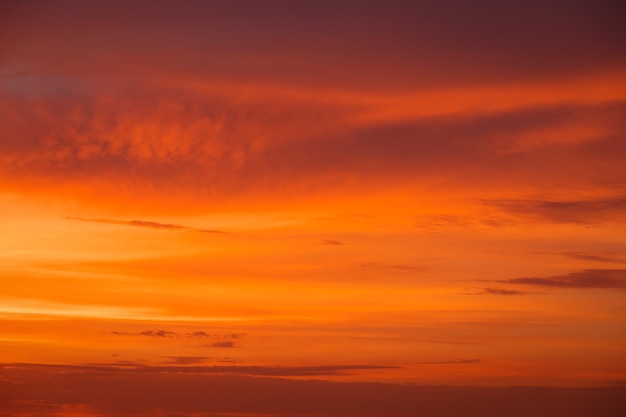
xmin=1 ymin=0 xmax=625 ymax=416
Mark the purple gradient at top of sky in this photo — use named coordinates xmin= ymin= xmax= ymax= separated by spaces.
xmin=1 ymin=0 xmax=624 ymax=91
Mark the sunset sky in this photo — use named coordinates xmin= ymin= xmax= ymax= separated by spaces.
xmin=1 ymin=1 xmax=625 ymax=416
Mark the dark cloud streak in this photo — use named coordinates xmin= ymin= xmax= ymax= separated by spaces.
xmin=211 ymin=341 xmax=235 ymax=348
xmin=161 ymin=356 xmax=210 ymax=365
xmin=68 ymin=217 xmax=225 ymax=233
xmin=415 ymin=358 xmax=481 ymax=364
xmin=138 ymin=330 xmax=178 ymax=338
xmin=478 ymin=288 xmax=536 ymax=296
xmin=560 ymin=252 xmax=626 ymax=264
xmin=484 ymin=195 xmax=626 ymax=224
xmin=495 ymin=269 xmax=626 ymax=289
xmin=0 ymin=362 xmax=398 ymax=377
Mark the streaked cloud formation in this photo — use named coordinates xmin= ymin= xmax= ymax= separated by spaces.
xmin=68 ymin=217 xmax=223 ymax=233
xmin=498 ymin=269 xmax=626 ymax=289
xmin=486 ymin=196 xmax=626 ymax=224
xmin=1 ymin=1 xmax=625 ymax=416
xmin=476 ymin=288 xmax=537 ymax=296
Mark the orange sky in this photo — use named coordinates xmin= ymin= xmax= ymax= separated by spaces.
xmin=1 ymin=1 xmax=625 ymax=416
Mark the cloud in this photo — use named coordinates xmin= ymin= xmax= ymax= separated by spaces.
xmin=495 ymin=269 xmax=626 ymax=289
xmin=139 ymin=330 xmax=178 ymax=338
xmin=4 ymin=362 xmax=623 ymax=417
xmin=112 ymin=331 xmax=244 ymax=341
xmin=415 ymin=359 xmax=481 ymax=364
xmin=349 ymin=336 xmax=407 ymax=341
xmin=559 ymin=252 xmax=626 ymax=264
xmin=161 ymin=356 xmax=209 ymax=365
xmin=212 ymin=364 xmax=398 ymax=376
xmin=477 ymin=287 xmax=536 ymax=296
xmin=1 ymin=76 xmax=625 ymax=210
xmin=322 ymin=239 xmax=343 ymax=245
xmin=211 ymin=341 xmax=235 ymax=348
xmin=360 ymin=262 xmax=424 ymax=272
xmin=204 ymin=334 xmax=246 ymax=347
xmin=112 ymin=330 xmax=178 ymax=338
xmin=484 ymin=195 xmax=626 ymax=224
xmin=75 ymin=218 xmax=185 ymax=230
xmin=422 ymin=339 xmax=490 ymax=346
xmin=185 ymin=331 xmax=213 ymax=338
xmin=414 ymin=214 xmax=512 ymax=230
xmin=217 ymin=357 xmax=242 ymax=364
xmin=85 ymin=360 xmax=145 ymax=368
xmin=68 ymin=217 xmax=225 ymax=233
xmin=0 ymin=362 xmax=397 ymax=377
xmin=1 ymin=0 xmax=625 ymax=216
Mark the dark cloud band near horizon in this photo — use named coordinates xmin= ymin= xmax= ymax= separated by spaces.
xmin=1 ymin=362 xmax=624 ymax=417
xmin=0 ymin=362 xmax=399 ymax=377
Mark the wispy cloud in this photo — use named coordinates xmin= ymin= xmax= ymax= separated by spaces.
xmin=2 ymin=89 xmax=624 ymax=210
xmin=476 ymin=287 xmax=536 ymax=296
xmin=68 ymin=217 xmax=225 ymax=233
xmin=217 ymin=357 xmax=241 ymax=364
xmin=211 ymin=341 xmax=235 ymax=348
xmin=415 ymin=359 xmax=481 ymax=365
xmin=484 ymin=195 xmax=626 ymax=224
xmin=360 ymin=262 xmax=424 ymax=272
xmin=414 ymin=214 xmax=511 ymax=230
xmin=137 ymin=330 xmax=177 ymax=338
xmin=0 ymin=362 xmax=398 ymax=377
xmin=160 ymin=356 xmax=209 ymax=365
xmin=493 ymin=269 xmax=626 ymax=289
xmin=185 ymin=331 xmax=213 ymax=339
xmin=536 ymin=251 xmax=626 ymax=264
xmin=112 ymin=331 xmax=246 ymax=348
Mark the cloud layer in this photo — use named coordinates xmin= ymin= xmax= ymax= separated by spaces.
xmin=1 ymin=362 xmax=625 ymax=417
xmin=497 ymin=269 xmax=626 ymax=289
xmin=1 ymin=0 xmax=625 ymax=209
